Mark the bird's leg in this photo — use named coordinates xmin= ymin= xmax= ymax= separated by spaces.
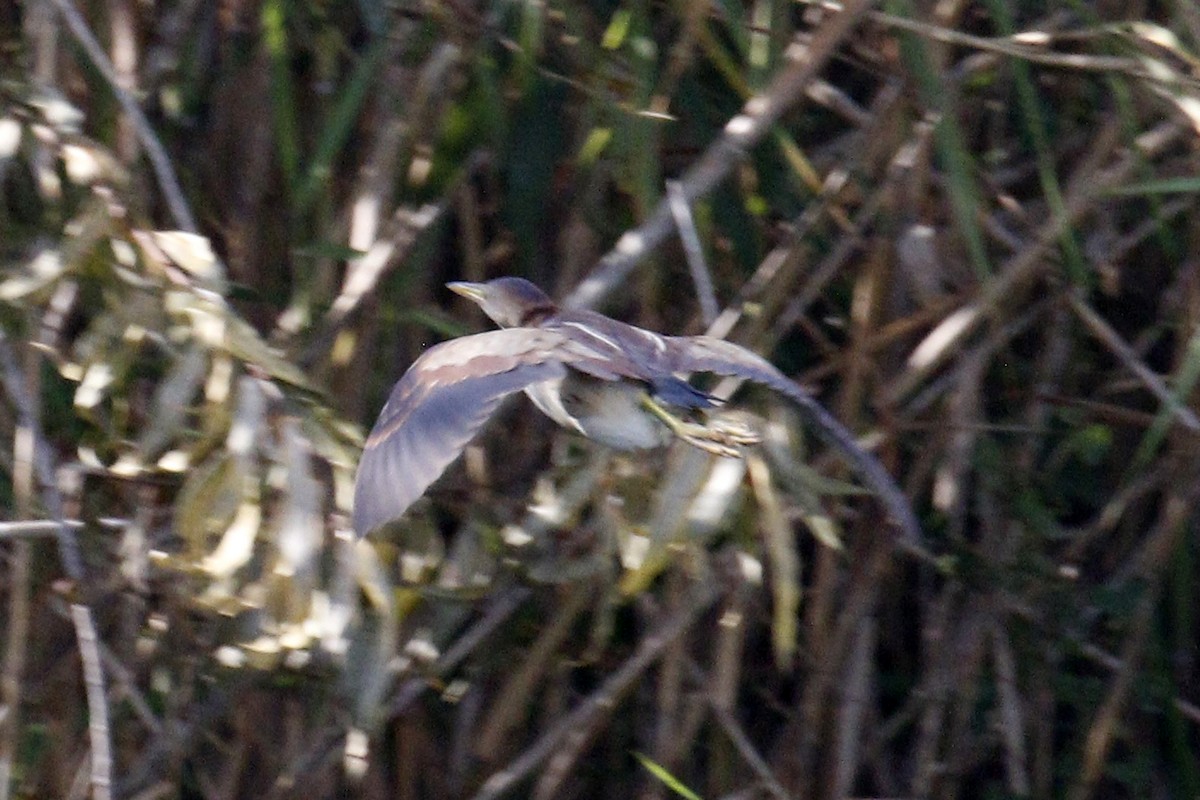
xmin=638 ymin=395 xmax=760 ymax=457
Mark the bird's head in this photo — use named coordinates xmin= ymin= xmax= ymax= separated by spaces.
xmin=448 ymin=277 xmax=558 ymax=328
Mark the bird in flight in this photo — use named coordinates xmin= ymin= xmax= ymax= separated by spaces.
xmin=353 ymin=277 xmax=923 ymax=556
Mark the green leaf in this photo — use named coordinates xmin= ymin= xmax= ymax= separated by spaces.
xmin=578 ymin=127 xmax=613 ymax=165
xmin=1108 ymin=176 xmax=1200 ymax=196
xmin=294 ymin=35 xmax=388 ymax=214
xmin=263 ymin=0 xmax=300 ymax=200
xmin=601 ymin=10 xmax=632 ymax=50
xmin=633 ymin=753 xmax=703 ymax=800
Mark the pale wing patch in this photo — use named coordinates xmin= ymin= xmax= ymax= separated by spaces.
xmin=559 ymin=320 xmax=623 ymax=352
xmin=416 ymin=328 xmax=568 ymax=371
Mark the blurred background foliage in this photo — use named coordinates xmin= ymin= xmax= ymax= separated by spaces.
xmin=2 ymin=0 xmax=1200 ymax=798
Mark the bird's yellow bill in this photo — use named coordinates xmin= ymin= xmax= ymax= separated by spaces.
xmin=447 ymin=281 xmax=486 ymax=301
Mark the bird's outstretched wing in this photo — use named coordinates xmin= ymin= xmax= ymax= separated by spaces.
xmin=666 ymin=335 xmax=927 ymax=557
xmin=353 ymin=329 xmax=570 ymax=537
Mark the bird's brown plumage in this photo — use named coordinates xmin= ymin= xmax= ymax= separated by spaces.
xmin=355 ymin=327 xmax=622 ymax=536
xmin=353 ymin=278 xmax=924 ymax=559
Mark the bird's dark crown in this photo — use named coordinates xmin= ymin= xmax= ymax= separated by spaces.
xmin=489 ymin=277 xmax=554 ymax=307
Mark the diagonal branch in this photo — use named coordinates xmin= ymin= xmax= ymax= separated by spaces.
xmin=45 ymin=0 xmax=198 ymax=233
xmin=468 ymin=583 xmax=720 ymax=800
xmin=566 ymin=0 xmax=878 ymax=310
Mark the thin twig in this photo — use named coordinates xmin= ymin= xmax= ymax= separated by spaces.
xmin=45 ymin=0 xmax=198 ymax=232
xmin=0 ymin=335 xmax=84 ymax=580
xmin=469 ymin=583 xmax=720 ymax=800
xmin=645 ymin=579 xmax=686 ymax=800
xmin=567 ymin=0 xmax=876 ymax=310
xmin=387 ymin=586 xmax=533 ymax=716
xmin=802 ymin=1 xmax=1200 ymax=92
xmin=666 ymin=180 xmax=719 ymax=326
xmin=116 ymin=674 xmax=255 ymax=798
xmin=1075 ymin=641 xmax=1200 ymax=725
xmin=1065 ymin=290 xmax=1200 ymax=431
xmin=0 ymin=544 xmax=29 ymax=800
xmin=832 ymin=618 xmax=876 ymax=798
xmin=99 ymin=644 xmax=162 ymax=735
xmin=1066 ymin=587 xmax=1159 ymax=800
xmin=887 ymin=120 xmax=1184 ymax=404
xmin=0 ymin=332 xmax=110 ymax=800
xmin=991 ymin=619 xmax=1031 ymax=796
xmin=475 ymin=584 xmax=591 ymax=760
xmin=0 ymin=517 xmax=130 ymax=539
xmin=0 ymin=349 xmax=34 ymax=800
xmin=685 ymin=659 xmax=792 ymax=800
xmin=313 ymin=41 xmax=461 ymax=338
xmin=71 ymin=604 xmax=112 ymax=800
xmin=794 ymin=546 xmax=891 ymax=796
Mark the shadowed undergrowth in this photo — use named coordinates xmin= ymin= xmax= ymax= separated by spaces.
xmin=1 ymin=1 xmax=1198 ymax=798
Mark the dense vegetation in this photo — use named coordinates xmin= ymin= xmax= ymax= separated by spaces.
xmin=1 ymin=0 xmax=1198 ymax=797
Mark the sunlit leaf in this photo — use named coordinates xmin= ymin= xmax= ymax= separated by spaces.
xmin=0 ymin=116 xmax=21 ymax=158
xmin=224 ymin=315 xmax=317 ymax=391
xmin=203 ymin=500 xmax=262 ymax=578
xmin=176 ymin=452 xmax=243 ymax=551
xmin=748 ymin=453 xmax=799 ymax=671
xmin=633 ymin=753 xmax=703 ymax=800
xmin=0 ymin=249 xmax=65 ymax=300
xmin=275 ymin=421 xmax=323 ymax=579
xmin=146 ymin=230 xmax=225 ymax=285
xmin=578 ymin=127 xmax=613 ymax=165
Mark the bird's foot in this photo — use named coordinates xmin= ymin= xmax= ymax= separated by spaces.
xmin=640 ymin=395 xmax=760 ymax=457
xmin=677 ymin=416 xmax=762 ymax=457
xmin=707 ymin=416 xmax=762 ymax=446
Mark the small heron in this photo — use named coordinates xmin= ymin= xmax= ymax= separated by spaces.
xmin=353 ymin=277 xmax=923 ymax=555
